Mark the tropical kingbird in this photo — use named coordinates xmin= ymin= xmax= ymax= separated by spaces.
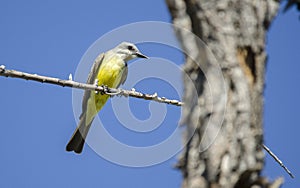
xmin=66 ymin=42 xmax=148 ymax=154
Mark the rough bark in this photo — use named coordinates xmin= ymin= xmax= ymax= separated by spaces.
xmin=165 ymin=0 xmax=280 ymax=187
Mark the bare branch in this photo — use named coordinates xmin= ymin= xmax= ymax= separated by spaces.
xmin=0 ymin=65 xmax=183 ymax=106
xmin=1 ymin=65 xmax=293 ymax=179
xmin=262 ymin=144 xmax=295 ymax=179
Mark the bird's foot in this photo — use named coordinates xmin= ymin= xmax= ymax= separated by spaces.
xmin=100 ymin=84 xmax=109 ymax=95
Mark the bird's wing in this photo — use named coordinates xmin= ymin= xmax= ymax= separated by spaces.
xmin=117 ymin=63 xmax=128 ymax=88
xmin=80 ymin=53 xmax=105 ymax=117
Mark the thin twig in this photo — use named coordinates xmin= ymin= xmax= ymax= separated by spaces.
xmin=0 ymin=65 xmax=183 ymax=106
xmin=262 ymin=144 xmax=295 ymax=178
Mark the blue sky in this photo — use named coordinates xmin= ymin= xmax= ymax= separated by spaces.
xmin=0 ymin=1 xmax=299 ymax=187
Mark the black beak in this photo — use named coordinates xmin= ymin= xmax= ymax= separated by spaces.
xmin=135 ymin=52 xmax=148 ymax=59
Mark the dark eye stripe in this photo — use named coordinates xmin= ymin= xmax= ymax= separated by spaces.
xmin=127 ymin=45 xmax=134 ymax=50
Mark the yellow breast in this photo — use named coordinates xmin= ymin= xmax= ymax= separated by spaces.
xmin=94 ymin=56 xmax=126 ymax=111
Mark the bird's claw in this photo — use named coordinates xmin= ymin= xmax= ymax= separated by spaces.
xmin=100 ymin=84 xmax=109 ymax=95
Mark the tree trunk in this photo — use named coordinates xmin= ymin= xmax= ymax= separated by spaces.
xmin=165 ymin=0 xmax=281 ymax=187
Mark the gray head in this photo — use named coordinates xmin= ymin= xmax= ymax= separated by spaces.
xmin=113 ymin=42 xmax=148 ymax=61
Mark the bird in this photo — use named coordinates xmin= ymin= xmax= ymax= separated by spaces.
xmin=66 ymin=42 xmax=148 ymax=154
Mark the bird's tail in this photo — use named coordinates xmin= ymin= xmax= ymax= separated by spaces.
xmin=66 ymin=113 xmax=93 ymax=154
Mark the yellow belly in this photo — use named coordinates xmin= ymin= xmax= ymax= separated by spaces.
xmin=95 ymin=56 xmax=125 ymax=111
xmin=84 ymin=56 xmax=126 ymax=125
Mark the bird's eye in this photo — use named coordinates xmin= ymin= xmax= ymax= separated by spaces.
xmin=127 ymin=45 xmax=134 ymax=51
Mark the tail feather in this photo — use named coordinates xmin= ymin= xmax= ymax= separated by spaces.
xmin=66 ymin=114 xmax=93 ymax=154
